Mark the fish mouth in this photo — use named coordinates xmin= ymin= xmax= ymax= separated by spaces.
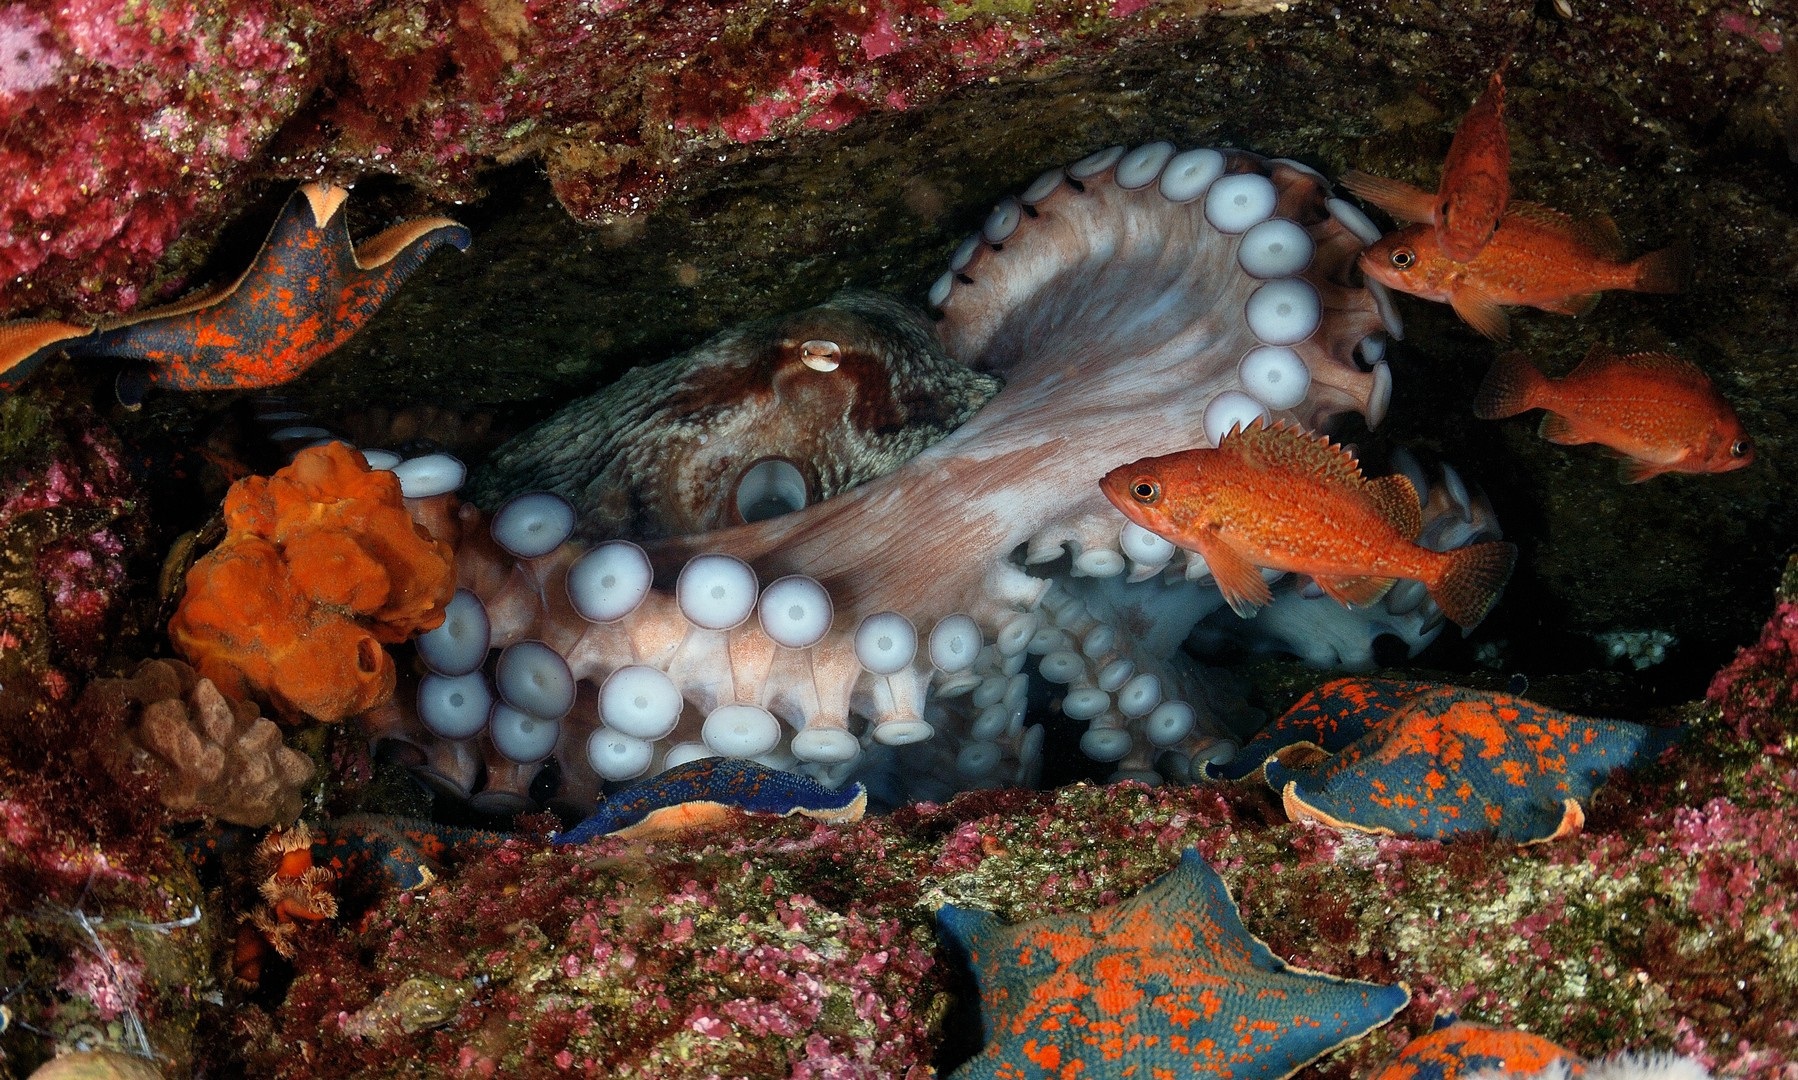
xmin=1353 ymin=250 xmax=1384 ymax=286
xmin=732 ymin=456 xmax=815 ymax=525
xmin=1097 ymin=473 xmax=1151 ymax=529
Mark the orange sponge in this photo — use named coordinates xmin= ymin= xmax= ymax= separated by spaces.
xmin=170 ymin=442 xmax=455 ymax=722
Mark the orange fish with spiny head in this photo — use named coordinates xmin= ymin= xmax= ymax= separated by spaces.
xmin=1100 ymin=422 xmax=1517 ymax=628
xmin=1342 ymin=62 xmax=1511 ymax=261
xmin=1358 ymin=202 xmax=1688 ymax=340
xmin=1474 ymin=347 xmax=1753 ymax=482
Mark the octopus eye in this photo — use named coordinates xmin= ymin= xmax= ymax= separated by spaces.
xmin=1389 ymin=247 xmax=1417 ymax=270
xmin=1731 ymin=438 xmax=1752 ymax=458
xmin=799 ymin=339 xmax=842 ymax=372
xmin=1130 ymin=478 xmax=1160 ymax=504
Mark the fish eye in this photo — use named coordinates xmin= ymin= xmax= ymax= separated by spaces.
xmin=1130 ymin=478 xmax=1160 ymax=504
xmin=1389 ymin=247 xmax=1417 ymax=270
xmin=1731 ymin=438 xmax=1752 ymax=458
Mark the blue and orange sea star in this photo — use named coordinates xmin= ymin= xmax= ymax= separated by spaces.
xmin=936 ymin=848 xmax=1409 ymax=1080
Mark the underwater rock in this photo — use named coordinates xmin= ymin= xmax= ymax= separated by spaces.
xmin=232 ymin=573 xmax=1798 ymax=1077
xmin=0 ymin=390 xmax=146 ymax=727
xmin=0 ymin=761 xmax=210 ymax=1077
xmin=0 ymin=0 xmax=1267 ymax=317
xmin=25 ymin=1052 xmax=167 ymax=1080
xmin=1707 ymin=556 xmax=1798 ymax=746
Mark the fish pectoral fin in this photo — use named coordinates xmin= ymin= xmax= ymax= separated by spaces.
xmin=1536 ymin=411 xmax=1589 ymax=445
xmin=1618 ymin=457 xmax=1670 ymax=484
xmin=1365 ymin=474 xmax=1424 ymax=538
xmin=1540 ymin=292 xmax=1601 ymax=317
xmin=1194 ymin=535 xmax=1273 ymax=618
xmin=1449 ymin=287 xmax=1510 ymax=340
xmin=1313 ymin=574 xmax=1399 ymax=608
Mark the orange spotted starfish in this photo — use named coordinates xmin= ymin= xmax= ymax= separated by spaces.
xmin=0 ymin=183 xmax=468 ymax=399
xmin=1264 ymin=686 xmax=1680 ymax=844
xmin=1369 ymin=1018 xmax=1587 ymax=1080
xmin=936 ymin=848 xmax=1408 ymax=1079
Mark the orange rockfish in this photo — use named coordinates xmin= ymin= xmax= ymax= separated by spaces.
xmin=1473 ymin=348 xmax=1753 ymax=482
xmin=1100 ymin=422 xmax=1517 ymax=628
xmin=1358 ymin=203 xmax=1688 ymax=339
xmin=1342 ymin=64 xmax=1511 ymax=261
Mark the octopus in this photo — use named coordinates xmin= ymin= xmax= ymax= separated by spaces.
xmin=468 ymin=290 xmax=1000 ymax=540
xmin=367 ymin=142 xmax=1508 ymax=814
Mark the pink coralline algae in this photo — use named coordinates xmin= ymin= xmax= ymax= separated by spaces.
xmin=0 ymin=4 xmax=59 ymax=95
xmin=228 ymin=662 xmax=1798 ymax=1079
xmin=0 ymin=758 xmax=211 ymax=1075
xmin=1707 ymin=595 xmax=1798 ymax=745
xmin=0 ymin=389 xmax=147 ymax=724
xmin=1717 ymin=11 xmax=1784 ymax=53
xmin=0 ymin=0 xmax=1263 ymax=317
xmin=244 ymin=830 xmax=942 ymax=1079
xmin=0 ymin=0 xmax=310 ymax=314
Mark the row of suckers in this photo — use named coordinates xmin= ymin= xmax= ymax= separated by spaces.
xmin=1097 ymin=64 xmax=1752 ymax=635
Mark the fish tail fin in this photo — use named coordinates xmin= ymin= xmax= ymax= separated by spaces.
xmin=1472 ymin=352 xmax=1546 ymax=419
xmin=1429 ymin=541 xmax=1518 ymax=628
xmin=1631 ymin=241 xmax=1691 ymax=294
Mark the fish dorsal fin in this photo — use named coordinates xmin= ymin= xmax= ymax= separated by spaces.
xmin=1506 ymin=200 xmax=1579 ymax=232
xmin=1365 ymin=473 xmax=1424 ymax=538
xmin=1573 ymin=213 xmax=1627 ymax=260
xmin=1570 ymin=346 xmax=1708 ymax=384
xmin=1567 ymin=342 xmax=1622 ymax=376
xmin=1218 ymin=421 xmax=1364 ymax=487
xmin=1508 ymin=202 xmax=1626 ymax=259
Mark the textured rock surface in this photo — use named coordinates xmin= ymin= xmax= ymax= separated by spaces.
xmin=230 ymin=634 xmax=1795 ymax=1077
xmin=0 ymin=0 xmax=1275 ymax=317
xmin=0 ymin=388 xmax=149 ymax=727
xmin=0 ymin=759 xmax=211 ymax=1078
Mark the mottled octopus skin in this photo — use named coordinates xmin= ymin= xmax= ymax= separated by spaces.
xmin=469 ymin=289 xmax=1001 ymax=540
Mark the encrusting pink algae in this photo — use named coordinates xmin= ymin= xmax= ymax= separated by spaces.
xmin=211 ymin=564 xmax=1798 ymax=1078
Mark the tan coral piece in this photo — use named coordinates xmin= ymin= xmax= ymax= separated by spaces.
xmin=26 ymin=1050 xmax=168 ymax=1080
xmin=88 ymin=659 xmax=316 ymax=826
